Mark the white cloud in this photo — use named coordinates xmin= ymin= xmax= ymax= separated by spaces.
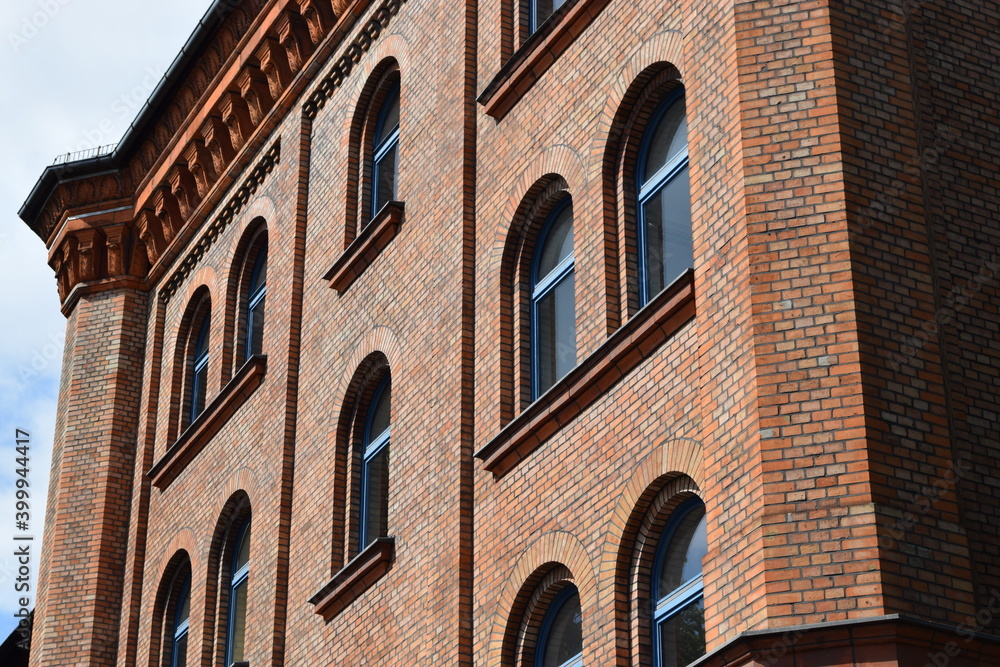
xmin=0 ymin=0 xmax=212 ymax=643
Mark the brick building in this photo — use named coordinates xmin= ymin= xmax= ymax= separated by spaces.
xmin=16 ymin=0 xmax=1000 ymax=664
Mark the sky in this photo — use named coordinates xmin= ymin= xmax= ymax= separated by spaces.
xmin=0 ymin=0 xmax=212 ymax=643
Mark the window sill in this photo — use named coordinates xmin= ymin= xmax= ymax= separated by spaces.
xmin=323 ymin=201 xmax=404 ymax=293
xmin=475 ymin=270 xmax=695 ymax=477
xmin=148 ymin=354 xmax=268 ymax=490
xmin=477 ymin=0 xmax=612 ymax=120
xmin=309 ymin=537 xmax=395 ymax=621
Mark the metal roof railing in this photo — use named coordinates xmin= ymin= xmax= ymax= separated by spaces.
xmin=51 ymin=143 xmax=118 ymax=166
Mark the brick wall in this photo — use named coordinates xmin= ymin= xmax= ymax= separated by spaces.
xmin=31 ymin=290 xmax=147 ymax=666
xmin=23 ymin=0 xmax=1000 ymax=665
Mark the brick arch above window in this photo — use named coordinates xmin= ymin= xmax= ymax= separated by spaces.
xmin=508 ymin=564 xmax=582 ymax=667
xmin=599 ymin=461 xmax=704 ymax=666
xmin=602 ymin=61 xmax=686 ymax=323
xmin=498 ymin=174 xmax=573 ymax=421
xmin=168 ymin=285 xmax=214 ymax=444
xmin=487 ymin=530 xmax=598 ymax=667
xmin=149 ymin=550 xmax=194 ymax=667
xmin=336 ymin=326 xmax=405 ymax=399
xmin=495 ymin=144 xmax=587 ymax=236
xmin=224 ymin=217 xmax=269 ymax=381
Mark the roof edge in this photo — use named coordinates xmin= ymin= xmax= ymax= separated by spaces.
xmin=18 ymin=0 xmax=238 ymax=238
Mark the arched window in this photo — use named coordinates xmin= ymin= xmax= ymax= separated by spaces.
xmin=536 ymin=585 xmax=583 ymax=667
xmin=637 ymin=89 xmax=691 ymax=306
xmin=531 ymin=196 xmax=576 ymax=399
xmin=169 ymin=574 xmax=190 ymax=667
xmin=245 ymin=241 xmax=267 ymax=359
xmin=360 ymin=377 xmax=391 ymax=547
xmin=225 ymin=519 xmax=251 ymax=666
xmin=653 ymin=499 xmax=707 ymax=667
xmin=370 ymin=82 xmax=399 ymax=220
xmin=187 ymin=304 xmax=211 ymax=425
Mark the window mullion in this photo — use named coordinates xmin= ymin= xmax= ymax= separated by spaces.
xmin=364 ymin=429 xmax=390 ymax=462
xmin=532 ymin=254 xmax=575 ymax=299
xmin=638 ymin=151 xmax=689 ymax=202
xmin=248 ymin=285 xmax=266 ymax=311
xmin=654 ymin=576 xmax=703 ymax=621
xmin=373 ymin=128 xmax=399 ymax=164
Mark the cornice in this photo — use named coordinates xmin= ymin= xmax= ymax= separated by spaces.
xmin=25 ymin=0 xmax=386 ymax=312
xmin=20 ymin=0 xmax=270 ymax=240
xmin=303 ymin=0 xmax=407 ymax=119
xmin=160 ymin=140 xmax=281 ymax=304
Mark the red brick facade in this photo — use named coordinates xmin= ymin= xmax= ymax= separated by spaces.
xmin=17 ymin=0 xmax=1000 ymax=665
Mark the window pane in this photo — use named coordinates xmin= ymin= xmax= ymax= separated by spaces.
xmin=363 ymin=443 xmax=390 ymax=544
xmin=535 ymin=272 xmax=576 ymax=395
xmin=248 ymin=296 xmax=265 ymax=357
xmin=657 ymin=597 xmax=705 ymax=667
xmin=642 ymin=165 xmax=692 ymax=298
xmin=542 ymin=590 xmax=582 ymax=667
xmin=656 ymin=505 xmax=706 ymax=598
xmin=536 ymin=203 xmax=573 ymax=278
xmin=376 ymin=91 xmax=399 ymax=145
xmin=643 ymin=97 xmax=687 ymax=180
xmin=532 ymin=0 xmax=566 ymax=29
xmin=533 ymin=0 xmax=552 ymax=28
xmin=194 ymin=314 xmax=210 ymax=357
xmin=249 ymin=248 xmax=267 ymax=294
xmin=229 ymin=578 xmax=247 ymax=662
xmin=368 ymin=384 xmax=391 ymax=443
xmin=192 ymin=366 xmax=207 ymax=418
xmin=172 ymin=579 xmax=189 ymax=667
xmin=172 ymin=632 xmax=188 ymax=667
xmin=176 ymin=586 xmax=189 ymax=626
xmin=373 ymin=144 xmax=397 ymax=215
xmin=235 ymin=523 xmax=251 ymax=574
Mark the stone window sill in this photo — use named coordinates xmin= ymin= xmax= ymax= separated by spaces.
xmin=475 ymin=270 xmax=695 ymax=477
xmin=324 ymin=201 xmax=404 ymax=293
xmin=309 ymin=537 xmax=395 ymax=621
xmin=478 ymin=0 xmax=612 ymax=120
xmin=149 ymin=355 xmax=267 ymax=490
